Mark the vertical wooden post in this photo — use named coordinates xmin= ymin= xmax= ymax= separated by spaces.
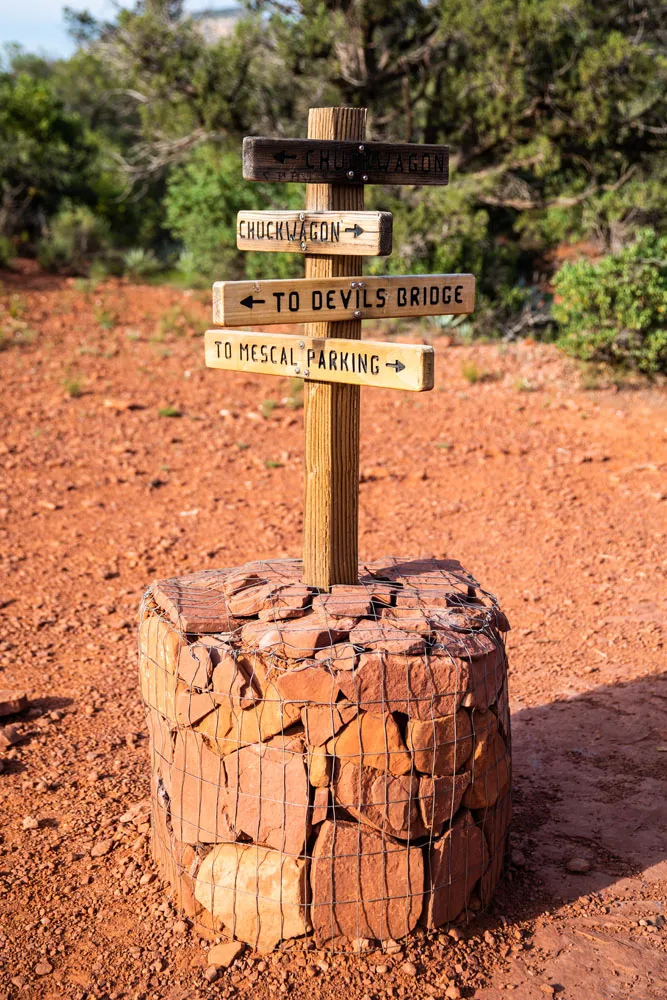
xmin=302 ymin=106 xmax=366 ymax=590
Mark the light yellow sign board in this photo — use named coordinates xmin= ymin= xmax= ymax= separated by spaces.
xmin=204 ymin=330 xmax=434 ymax=392
xmin=236 ymin=210 xmax=392 ymax=256
xmin=213 ymin=274 xmax=475 ymax=326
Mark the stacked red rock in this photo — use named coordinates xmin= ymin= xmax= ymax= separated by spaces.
xmin=139 ymin=557 xmax=511 ymax=953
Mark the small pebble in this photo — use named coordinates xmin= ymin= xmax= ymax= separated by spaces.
xmin=204 ymin=966 xmax=219 ymax=983
xmin=22 ymin=816 xmax=39 ymax=831
xmin=445 ymin=987 xmax=462 ymax=1000
xmin=401 ymin=961 xmax=418 ymax=977
xmin=34 ymin=961 xmax=53 ymax=976
xmin=375 ymin=964 xmax=389 ymax=974
xmin=540 ymin=986 xmax=555 ymax=996
xmin=565 ymin=857 xmax=591 ymax=873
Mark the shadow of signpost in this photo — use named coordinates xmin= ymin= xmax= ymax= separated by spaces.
xmin=493 ymin=670 xmax=667 ymax=922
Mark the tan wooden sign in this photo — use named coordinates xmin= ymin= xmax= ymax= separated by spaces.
xmin=243 ymin=137 xmax=449 ymax=186
xmin=213 ymin=274 xmax=475 ymax=326
xmin=236 ymin=210 xmax=392 ymax=256
xmin=204 ymin=329 xmax=434 ymax=392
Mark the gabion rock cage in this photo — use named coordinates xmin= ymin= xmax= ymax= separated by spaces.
xmin=139 ymin=557 xmax=511 ymax=953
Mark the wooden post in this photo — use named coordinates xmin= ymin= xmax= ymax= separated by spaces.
xmin=302 ymin=106 xmax=366 ymax=590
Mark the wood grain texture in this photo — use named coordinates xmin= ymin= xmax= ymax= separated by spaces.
xmin=236 ymin=210 xmax=392 ymax=256
xmin=303 ymin=107 xmax=366 ymax=590
xmin=212 ymin=274 xmax=476 ymax=326
xmin=204 ymin=329 xmax=434 ymax=392
xmin=243 ymin=137 xmax=449 ymax=186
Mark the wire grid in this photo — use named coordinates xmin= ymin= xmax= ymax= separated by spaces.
xmin=139 ymin=557 xmax=511 ymax=953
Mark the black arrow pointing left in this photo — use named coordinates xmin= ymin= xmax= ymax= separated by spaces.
xmin=273 ymin=151 xmax=297 ymax=164
xmin=240 ymin=295 xmax=266 ymax=309
xmin=386 ymin=360 xmax=405 ymax=373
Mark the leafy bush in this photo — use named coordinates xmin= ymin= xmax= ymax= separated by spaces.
xmin=123 ymin=247 xmax=161 ymax=280
xmin=0 ymin=236 xmax=13 ymax=268
xmin=37 ymin=202 xmax=111 ymax=274
xmin=553 ymin=229 xmax=667 ymax=374
xmin=164 ymin=146 xmax=304 ymax=281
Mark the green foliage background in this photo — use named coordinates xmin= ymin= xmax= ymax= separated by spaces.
xmin=1 ymin=0 xmax=666 ymax=368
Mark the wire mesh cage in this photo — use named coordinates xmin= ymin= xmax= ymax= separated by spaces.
xmin=139 ymin=557 xmax=511 ymax=954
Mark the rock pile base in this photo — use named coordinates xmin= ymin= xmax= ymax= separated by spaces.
xmin=139 ymin=557 xmax=511 ymax=953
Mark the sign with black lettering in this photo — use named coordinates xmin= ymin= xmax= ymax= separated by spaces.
xmin=237 ymin=210 xmax=392 ymax=256
xmin=243 ymin=138 xmax=449 ymax=186
xmin=204 ymin=330 xmax=434 ymax=392
xmin=213 ymin=274 xmax=475 ymax=327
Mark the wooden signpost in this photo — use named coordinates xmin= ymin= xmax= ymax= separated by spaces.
xmin=205 ymin=106 xmax=473 ymax=590
xmin=243 ymin=137 xmax=450 ymax=186
xmin=237 ymin=210 xmax=392 ymax=256
xmin=213 ymin=274 xmax=475 ymax=326
xmin=204 ymin=330 xmax=434 ymax=392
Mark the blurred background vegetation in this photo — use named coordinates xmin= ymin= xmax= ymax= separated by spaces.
xmin=1 ymin=0 xmax=666 ymax=371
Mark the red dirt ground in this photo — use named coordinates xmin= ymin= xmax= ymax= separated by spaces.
xmin=0 ymin=265 xmax=666 ymax=1000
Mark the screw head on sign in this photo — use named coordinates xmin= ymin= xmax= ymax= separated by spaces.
xmin=346 ymin=170 xmax=355 ymax=179
xmin=350 ymin=281 xmax=358 ymax=289
xmin=353 ymin=310 xmax=362 ymax=318
xmin=303 ymin=369 xmax=309 ymax=376
xmin=298 ymin=212 xmax=305 ymax=222
xmin=358 ymin=281 xmax=365 ymax=288
xmin=300 ymin=240 xmax=307 ymax=250
xmin=299 ymin=341 xmax=305 ymax=349
xmin=358 ymin=144 xmax=365 ymax=152
xmin=362 ymin=174 xmax=369 ymax=181
xmin=294 ymin=366 xmax=300 ymax=374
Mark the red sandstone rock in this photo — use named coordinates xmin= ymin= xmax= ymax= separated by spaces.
xmin=145 ymin=706 xmax=174 ymax=796
xmin=170 ymin=729 xmax=234 ymax=844
xmin=195 ymin=692 xmax=302 ymax=756
xmin=422 ymin=810 xmax=486 ymax=929
xmin=178 ymin=642 xmax=214 ymax=688
xmin=462 ymin=644 xmax=506 ymax=711
xmin=327 ymin=711 xmax=412 ymax=776
xmin=310 ymin=820 xmax=424 ymax=945
xmin=307 ymin=744 xmax=331 ymax=787
xmin=211 ymin=650 xmax=258 ymax=708
xmin=254 ymin=610 xmax=357 ymax=659
xmin=0 ymin=691 xmax=28 ymax=718
xmin=0 ymin=724 xmax=21 ymax=748
xmin=462 ymin=710 xmax=511 ymax=809
xmin=332 ymin=760 xmax=426 ymax=840
xmin=138 ymin=614 xmax=183 ymax=723
xmin=314 ymin=642 xmax=358 ymax=671
xmin=274 ymin=664 xmax=342 ymax=706
xmin=336 ymin=651 xmax=471 ymax=720
xmin=227 ymin=582 xmax=274 ymax=616
xmin=312 ymin=587 xmax=374 ymax=619
xmin=311 ymin=786 xmax=330 ymax=824
xmin=176 ymin=689 xmax=217 ymax=727
xmin=223 ymin=734 xmax=310 ymax=856
xmin=195 ymin=842 xmax=309 ymax=953
xmin=348 ymin=621 xmax=425 ymax=655
xmin=152 ymin=577 xmax=240 ymax=633
xmin=406 ymin=709 xmax=473 ymax=775
xmin=476 ymin=792 xmax=511 ymax=905
xmin=301 ymin=701 xmax=358 ymax=746
xmin=417 ymin=772 xmax=471 ymax=833
xmin=223 ymin=569 xmax=265 ymax=597
xmin=381 ymin=606 xmax=433 ymax=635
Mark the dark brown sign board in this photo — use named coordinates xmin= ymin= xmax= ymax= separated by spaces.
xmin=243 ymin=137 xmax=449 ymax=186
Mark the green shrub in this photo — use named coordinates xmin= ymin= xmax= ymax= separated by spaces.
xmin=164 ymin=145 xmax=304 ymax=281
xmin=123 ymin=247 xmax=161 ymax=280
xmin=0 ymin=236 xmax=13 ymax=268
xmin=37 ymin=201 xmax=111 ymax=274
xmin=553 ymin=229 xmax=667 ymax=374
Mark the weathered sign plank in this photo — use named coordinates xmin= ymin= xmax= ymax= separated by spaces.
xmin=213 ymin=274 xmax=475 ymax=326
xmin=243 ymin=137 xmax=449 ymax=186
xmin=204 ymin=330 xmax=434 ymax=392
xmin=236 ymin=210 xmax=392 ymax=256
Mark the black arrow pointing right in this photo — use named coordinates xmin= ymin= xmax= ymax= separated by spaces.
xmin=386 ymin=360 xmax=406 ymax=373
xmin=240 ymin=295 xmax=266 ymax=310
xmin=344 ymin=224 xmax=365 ymax=238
